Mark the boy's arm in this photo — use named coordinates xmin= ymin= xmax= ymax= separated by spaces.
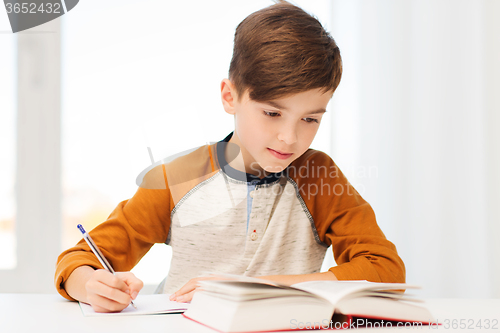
xmin=289 ymin=150 xmax=406 ymax=284
xmin=55 ymin=166 xmax=172 ymax=301
xmin=256 ymin=203 xmax=405 ymax=286
xmin=256 ymin=271 xmax=337 ymax=285
xmin=322 ymin=202 xmax=406 ymax=283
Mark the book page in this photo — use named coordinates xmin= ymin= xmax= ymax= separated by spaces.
xmin=198 ymin=280 xmax=306 ymax=299
xmin=291 ymin=280 xmax=420 ymax=306
xmin=79 ymin=294 xmax=189 ymax=317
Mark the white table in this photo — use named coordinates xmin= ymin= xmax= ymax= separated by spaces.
xmin=0 ymin=294 xmax=499 ymax=332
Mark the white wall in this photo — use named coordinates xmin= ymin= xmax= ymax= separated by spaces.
xmin=329 ymin=0 xmax=500 ymax=298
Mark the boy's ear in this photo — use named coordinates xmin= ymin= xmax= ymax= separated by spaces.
xmin=221 ymin=79 xmax=237 ymax=115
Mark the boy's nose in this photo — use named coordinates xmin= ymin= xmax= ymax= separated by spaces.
xmin=277 ymin=125 xmax=298 ymax=145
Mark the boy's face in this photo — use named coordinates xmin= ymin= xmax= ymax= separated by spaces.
xmin=221 ymin=79 xmax=333 ymax=176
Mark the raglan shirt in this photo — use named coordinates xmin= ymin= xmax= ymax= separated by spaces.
xmin=54 ymin=133 xmax=405 ymax=301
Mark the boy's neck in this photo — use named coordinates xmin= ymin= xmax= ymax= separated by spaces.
xmin=225 ymin=133 xmax=270 ymax=179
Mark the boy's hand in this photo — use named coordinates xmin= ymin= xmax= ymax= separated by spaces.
xmin=85 ymin=270 xmax=143 ymax=313
xmin=169 ymin=276 xmax=220 ymax=303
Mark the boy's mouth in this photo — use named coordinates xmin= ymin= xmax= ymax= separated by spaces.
xmin=267 ymin=148 xmax=293 ymax=160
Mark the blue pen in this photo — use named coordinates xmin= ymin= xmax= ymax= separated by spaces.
xmin=77 ymin=224 xmax=137 ymax=309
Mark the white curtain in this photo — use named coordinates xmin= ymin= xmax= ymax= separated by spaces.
xmin=329 ymin=0 xmax=500 ymax=298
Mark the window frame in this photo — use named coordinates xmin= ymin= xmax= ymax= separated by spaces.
xmin=0 ymin=19 xmax=62 ymax=293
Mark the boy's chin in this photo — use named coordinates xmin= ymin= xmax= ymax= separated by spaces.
xmin=248 ymin=161 xmax=290 ymax=176
xmin=262 ymin=164 xmax=288 ymax=174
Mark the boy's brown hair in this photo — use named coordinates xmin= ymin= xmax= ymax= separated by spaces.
xmin=229 ymin=0 xmax=342 ymax=102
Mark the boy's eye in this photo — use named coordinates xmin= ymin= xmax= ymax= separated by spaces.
xmin=303 ymin=117 xmax=319 ymax=123
xmin=264 ymin=111 xmax=280 ymax=117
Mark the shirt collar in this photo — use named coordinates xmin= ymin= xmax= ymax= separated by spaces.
xmin=216 ymin=132 xmax=284 ymax=185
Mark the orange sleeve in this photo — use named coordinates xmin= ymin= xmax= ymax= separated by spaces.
xmin=325 ymin=201 xmax=406 ymax=283
xmin=54 ymin=167 xmax=172 ymax=301
xmin=290 ymin=150 xmax=405 ymax=284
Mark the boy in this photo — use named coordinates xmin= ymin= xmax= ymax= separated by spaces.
xmin=55 ymin=1 xmax=405 ymax=313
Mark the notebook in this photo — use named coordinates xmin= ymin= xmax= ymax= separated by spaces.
xmin=79 ymin=294 xmax=189 ymax=316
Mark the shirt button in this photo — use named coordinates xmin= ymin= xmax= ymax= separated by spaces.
xmin=250 ymin=230 xmax=258 ymax=241
xmin=249 ymin=190 xmax=256 ymax=198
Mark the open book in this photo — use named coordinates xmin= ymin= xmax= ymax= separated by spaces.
xmin=183 ymin=277 xmax=435 ymax=332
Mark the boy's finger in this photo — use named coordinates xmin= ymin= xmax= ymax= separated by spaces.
xmin=170 ymin=279 xmax=198 ymax=300
xmin=116 ymin=272 xmax=144 ymax=299
xmin=89 ymin=293 xmax=130 ymax=313
xmin=169 ymin=276 xmax=218 ymax=301
xmin=92 ymin=280 xmax=132 ymax=305
xmin=179 ymin=279 xmax=199 ymax=294
xmin=176 ymin=289 xmax=196 ymax=303
xmin=90 ymin=304 xmax=108 ymax=313
xmin=94 ymin=269 xmax=130 ymax=292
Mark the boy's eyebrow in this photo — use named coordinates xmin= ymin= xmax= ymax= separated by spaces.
xmin=265 ymin=100 xmax=327 ymax=114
